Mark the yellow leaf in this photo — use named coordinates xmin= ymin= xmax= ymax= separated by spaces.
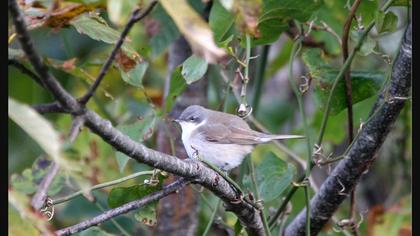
xmin=160 ymin=0 xmax=228 ymax=64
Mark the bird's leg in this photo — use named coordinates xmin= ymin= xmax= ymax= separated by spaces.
xmin=191 ymin=145 xmax=201 ymax=160
xmin=200 ymin=159 xmax=243 ymax=197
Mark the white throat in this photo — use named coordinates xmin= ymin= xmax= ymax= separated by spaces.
xmin=179 ymin=120 xmax=205 ymax=158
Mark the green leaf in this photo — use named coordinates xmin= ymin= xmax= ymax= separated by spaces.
xmin=375 ymin=11 xmax=398 ymax=34
xmin=108 ymin=177 xmax=165 ymax=226
xmin=266 ymin=38 xmax=293 ymax=78
xmin=234 ymin=219 xmax=244 ymax=235
xmin=8 ymin=206 xmax=40 ymax=236
xmin=10 ymin=169 xmax=37 ymax=195
xmin=302 ymin=49 xmax=385 ymax=115
xmin=350 ymin=30 xmax=377 ymax=56
xmin=119 ymin=61 xmax=149 ymax=87
xmin=70 ymin=15 xmax=138 ymax=59
xmin=181 ymin=55 xmax=208 ymax=84
xmin=160 ymin=0 xmax=227 ymax=64
xmin=390 ymin=0 xmax=411 ymax=6
xmin=115 ymin=113 xmax=156 ymax=172
xmin=255 ymin=151 xmax=294 ymax=202
xmin=11 ymin=157 xmax=65 ymax=196
xmin=107 ymin=0 xmax=138 ymax=26
xmin=133 ymin=202 xmax=158 ymax=226
xmin=253 ymin=0 xmax=321 ymax=45
xmin=108 ymin=185 xmax=144 ymax=208
xmin=165 ymin=66 xmax=187 ymax=112
xmin=149 ymin=4 xmax=180 ymax=57
xmin=209 ymin=0 xmax=236 ymax=46
xmin=8 ymin=98 xmax=74 ymax=169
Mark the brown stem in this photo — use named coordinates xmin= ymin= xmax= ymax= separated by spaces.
xmin=342 ymin=1 xmax=362 ymax=235
xmin=342 ymin=0 xmax=362 ymax=144
xmin=56 ymin=178 xmax=191 ymax=236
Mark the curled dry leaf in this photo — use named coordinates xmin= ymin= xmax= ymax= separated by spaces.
xmin=115 ymin=49 xmax=141 ymax=72
xmin=18 ymin=1 xmax=97 ymax=30
xmin=44 ymin=3 xmax=96 ymax=29
xmin=160 ymin=0 xmax=228 ymax=64
xmin=61 ymin=58 xmax=77 ymax=71
xmin=234 ymin=0 xmax=262 ymax=37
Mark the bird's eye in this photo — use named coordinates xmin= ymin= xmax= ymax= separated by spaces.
xmin=189 ymin=116 xmax=195 ymax=121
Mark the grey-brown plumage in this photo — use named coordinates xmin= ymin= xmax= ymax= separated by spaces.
xmin=175 ymin=105 xmax=304 ymax=170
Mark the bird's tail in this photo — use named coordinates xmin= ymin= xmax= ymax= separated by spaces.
xmin=258 ymin=134 xmax=305 ymax=142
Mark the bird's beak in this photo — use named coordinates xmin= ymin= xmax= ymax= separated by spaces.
xmin=173 ymin=119 xmax=180 ymax=123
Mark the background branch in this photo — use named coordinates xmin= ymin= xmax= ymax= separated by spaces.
xmin=32 ymin=102 xmax=67 ymax=114
xmin=78 ymin=0 xmax=158 ymax=104
xmin=341 ymin=1 xmax=363 ymax=234
xmin=285 ymin=22 xmax=411 ymax=236
xmin=56 ymin=178 xmax=191 ymax=236
xmin=8 ymin=59 xmax=45 ymax=88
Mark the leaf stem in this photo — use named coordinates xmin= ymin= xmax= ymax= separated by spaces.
xmin=286 ymin=30 xmax=312 ymax=235
xmin=53 ymin=171 xmax=155 ymax=205
xmin=252 ymin=45 xmax=270 ymax=114
xmin=202 ymin=199 xmax=221 ymax=236
xmin=249 ymin=158 xmax=272 ymax=236
xmin=240 ymin=34 xmax=252 ymax=106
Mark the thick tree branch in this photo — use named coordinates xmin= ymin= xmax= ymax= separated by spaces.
xmin=285 ymin=22 xmax=411 ymax=236
xmin=56 ymin=178 xmax=191 ymax=236
xmin=78 ymin=0 xmax=158 ymax=104
xmin=9 ymin=0 xmax=264 ymax=234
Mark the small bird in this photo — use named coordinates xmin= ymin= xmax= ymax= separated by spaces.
xmin=175 ymin=105 xmax=304 ymax=171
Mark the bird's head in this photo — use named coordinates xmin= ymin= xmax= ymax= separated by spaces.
xmin=175 ymin=105 xmax=206 ymax=125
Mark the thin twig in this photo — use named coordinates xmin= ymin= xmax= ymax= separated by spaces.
xmin=304 ymin=21 xmax=342 ymax=46
xmin=342 ymin=2 xmax=363 ymax=234
xmin=269 ymin=1 xmax=397 ymax=228
xmin=342 ymin=0 xmax=362 ymax=143
xmin=56 ymin=178 xmax=191 ymax=236
xmin=53 ymin=171 xmax=155 ymax=205
xmin=252 ymin=45 xmax=270 ymax=114
xmin=69 ymin=115 xmax=85 ymax=143
xmin=32 ymin=102 xmax=67 ymax=114
xmin=31 ymin=163 xmax=60 ymax=210
xmin=287 ymin=21 xmax=329 ymax=55
xmin=8 ymin=59 xmax=46 ymax=88
xmin=285 ymin=21 xmax=313 ymax=236
xmin=78 ymin=1 xmax=158 ymax=104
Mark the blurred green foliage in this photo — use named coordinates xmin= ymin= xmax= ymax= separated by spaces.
xmin=8 ymin=0 xmax=411 ymax=235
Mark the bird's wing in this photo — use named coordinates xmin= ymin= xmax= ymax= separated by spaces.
xmin=197 ymin=124 xmax=264 ymax=145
